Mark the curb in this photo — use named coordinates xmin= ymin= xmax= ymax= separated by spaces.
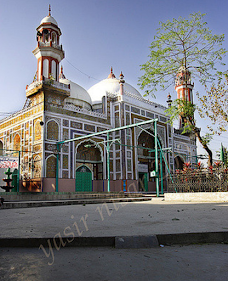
xmin=1 ymin=232 xmax=227 ymax=248
xmin=1 ymin=197 xmax=152 ymax=209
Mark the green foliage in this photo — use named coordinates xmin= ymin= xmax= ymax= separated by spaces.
xmin=201 ymin=133 xmax=213 ymax=146
xmin=165 ymin=99 xmax=196 ymax=133
xmin=139 ymin=12 xmax=226 ymax=95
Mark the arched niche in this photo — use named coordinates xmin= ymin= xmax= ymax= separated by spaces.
xmin=46 ymin=120 xmax=59 ymax=141
xmin=46 ymin=155 xmax=57 ymax=178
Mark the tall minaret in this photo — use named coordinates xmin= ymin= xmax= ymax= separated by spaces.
xmin=175 ymin=66 xmax=194 ymax=129
xmin=32 ymin=6 xmax=64 ymax=82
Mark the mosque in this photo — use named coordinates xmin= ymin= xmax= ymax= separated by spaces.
xmin=0 ymin=9 xmax=197 ymax=193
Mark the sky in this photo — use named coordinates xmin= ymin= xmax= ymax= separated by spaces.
xmin=1 ymin=0 xmax=228 ymax=164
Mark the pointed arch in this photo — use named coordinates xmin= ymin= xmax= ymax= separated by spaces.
xmin=46 ymin=154 xmax=57 ymax=178
xmin=75 ymin=139 xmax=103 ymax=162
xmin=46 ymin=119 xmax=59 ymax=141
xmin=174 ymin=155 xmax=185 ymax=170
xmin=13 ymin=134 xmax=21 ymax=152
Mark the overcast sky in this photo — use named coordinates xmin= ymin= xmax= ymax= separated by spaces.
xmin=1 ymin=0 xmax=228 ymax=163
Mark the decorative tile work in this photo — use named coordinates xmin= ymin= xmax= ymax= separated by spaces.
xmin=45 ymin=143 xmax=57 ymax=151
xmin=126 ymin=112 xmax=130 ymax=125
xmin=115 ymin=112 xmax=120 ymax=127
xmin=115 ymin=105 xmax=119 ymax=111
xmin=33 ymin=156 xmax=41 ymax=178
xmin=116 ymin=159 xmax=120 ymax=172
xmin=131 ymin=106 xmax=140 ymax=114
xmin=84 ymin=124 xmax=95 ymax=132
xmin=97 ymin=127 xmax=106 ymax=132
xmin=76 ymin=141 xmax=102 ymax=162
xmin=146 ymin=111 xmax=154 ymax=119
xmin=34 ymin=120 xmax=42 ymax=141
xmin=62 ymin=171 xmax=68 ymax=178
xmin=63 ymin=128 xmax=69 ymax=141
xmin=13 ymin=134 xmax=20 ymax=155
xmin=160 ymin=116 xmax=167 ymax=123
xmin=71 ymin=121 xmax=82 ymax=129
xmin=33 ymin=144 xmax=41 ymax=153
xmin=30 ymin=126 xmax=32 ymax=137
xmin=47 ymin=120 xmax=59 ymax=141
xmin=62 ymin=144 xmax=69 ymax=153
xmin=127 ymin=159 xmax=131 ymax=171
xmin=63 ymin=154 xmax=68 ymax=169
xmin=63 ymin=119 xmax=69 ymax=127
xmin=127 ymin=173 xmax=132 ymax=179
xmin=46 ymin=155 xmax=56 ymax=178
xmin=125 ymin=105 xmax=130 ymax=111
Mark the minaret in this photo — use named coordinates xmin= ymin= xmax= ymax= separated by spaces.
xmin=32 ymin=6 xmax=64 ymax=82
xmin=175 ymin=66 xmax=194 ymax=129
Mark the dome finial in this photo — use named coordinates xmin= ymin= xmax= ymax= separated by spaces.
xmin=59 ymin=65 xmax=66 ymax=79
xmin=49 ymin=4 xmax=51 ymax=16
xmin=108 ymin=67 xmax=116 ymax=79
xmin=119 ymin=71 xmax=125 ymax=84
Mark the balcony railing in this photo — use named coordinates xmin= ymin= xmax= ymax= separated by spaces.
xmin=26 ymin=78 xmax=70 ymax=93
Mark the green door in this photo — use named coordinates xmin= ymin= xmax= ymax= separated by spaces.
xmin=76 ymin=165 xmax=92 ymax=192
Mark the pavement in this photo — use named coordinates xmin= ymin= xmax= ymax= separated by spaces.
xmin=1 ymin=196 xmax=228 ymax=280
xmin=1 ymin=244 xmax=228 ymax=281
xmin=0 ymin=196 xmax=228 ymax=248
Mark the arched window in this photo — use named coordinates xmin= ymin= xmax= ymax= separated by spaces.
xmin=52 ymin=32 xmax=57 ymax=44
xmin=51 ymin=60 xmax=56 ymax=80
xmin=46 ymin=155 xmax=57 ymax=178
xmin=47 ymin=120 xmax=59 ymax=141
xmin=43 ymin=59 xmax=49 ymax=78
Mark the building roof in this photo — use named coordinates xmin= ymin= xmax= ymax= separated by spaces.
xmin=88 ymin=69 xmax=142 ymax=104
xmin=40 ymin=15 xmax=58 ymax=26
xmin=60 ymin=78 xmax=92 ymax=106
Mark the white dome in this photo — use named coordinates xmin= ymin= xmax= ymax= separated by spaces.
xmin=40 ymin=16 xmax=58 ymax=26
xmin=60 ymin=78 xmax=92 ymax=108
xmin=88 ymin=77 xmax=142 ymax=104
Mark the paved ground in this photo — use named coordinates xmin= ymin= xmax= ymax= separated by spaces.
xmin=1 ymin=197 xmax=228 ymax=280
xmin=0 ymin=244 xmax=227 ymax=281
xmin=0 ymin=198 xmax=228 ymax=239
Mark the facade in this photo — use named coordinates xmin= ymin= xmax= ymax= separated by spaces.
xmin=0 ymin=11 xmax=197 ymax=192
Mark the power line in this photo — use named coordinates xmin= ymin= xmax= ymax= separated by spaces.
xmin=64 ymin=58 xmax=101 ymax=82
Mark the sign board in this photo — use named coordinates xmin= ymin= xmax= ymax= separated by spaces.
xmin=150 ymin=170 xmax=157 ymax=177
xmin=0 ymin=157 xmax=18 ymax=168
xmin=138 ymin=163 xmax=148 ymax=173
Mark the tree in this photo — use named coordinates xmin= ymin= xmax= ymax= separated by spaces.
xmin=139 ymin=12 xmax=227 ymax=166
xmin=197 ymin=74 xmax=228 ymax=135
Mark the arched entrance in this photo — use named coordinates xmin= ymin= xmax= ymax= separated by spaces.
xmin=137 ymin=129 xmax=165 ymax=192
xmin=75 ymin=140 xmax=103 ymax=192
xmin=76 ymin=165 xmax=92 ymax=192
xmin=175 ymin=156 xmax=184 ymax=170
